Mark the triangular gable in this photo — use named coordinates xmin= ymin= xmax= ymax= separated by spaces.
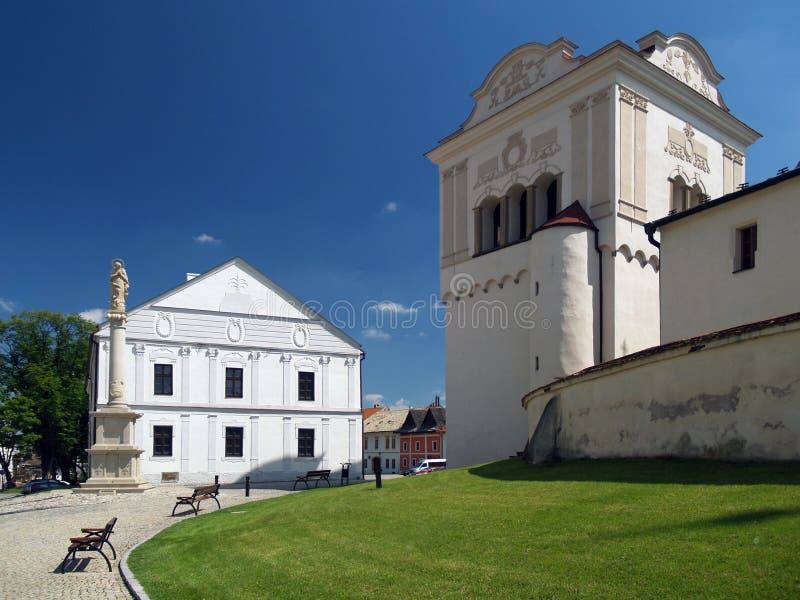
xmin=95 ymin=257 xmax=361 ymax=349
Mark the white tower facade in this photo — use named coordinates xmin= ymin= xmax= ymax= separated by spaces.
xmin=426 ymin=33 xmax=760 ymax=467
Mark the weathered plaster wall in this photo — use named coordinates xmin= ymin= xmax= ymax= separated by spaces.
xmin=525 ymin=320 xmax=800 ymax=461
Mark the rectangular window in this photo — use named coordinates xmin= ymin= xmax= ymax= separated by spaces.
xmin=735 ymin=224 xmax=757 ymax=271
xmin=385 ymin=458 xmax=390 ymax=469
xmin=392 ymin=459 xmax=396 ymax=469
xmin=415 ymin=441 xmax=420 ymax=451
xmin=391 ymin=437 xmax=396 ymax=449
xmin=298 ymin=371 xmax=315 ymax=402
xmin=385 ymin=437 xmax=389 ymax=449
xmin=364 ymin=438 xmax=367 ymax=449
xmin=298 ymin=428 xmax=315 ymax=457
xmin=402 ymin=441 xmax=408 ymax=451
xmin=225 ymin=368 xmax=243 ymax=398
xmin=412 ymin=459 xmax=417 ymax=467
xmin=402 ymin=458 xmax=407 ymax=467
xmin=154 ymin=364 xmax=173 ymax=396
xmin=374 ymin=438 xmax=378 ymax=449
xmin=224 ymin=426 xmax=244 ymax=457
xmin=153 ymin=425 xmax=172 ymax=457
xmin=432 ymin=440 xmax=438 ymax=451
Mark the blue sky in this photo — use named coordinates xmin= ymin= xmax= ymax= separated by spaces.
xmin=1 ymin=2 xmax=797 ymax=409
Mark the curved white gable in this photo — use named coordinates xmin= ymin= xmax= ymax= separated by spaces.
xmin=637 ymin=31 xmax=725 ymax=107
xmin=462 ymin=38 xmax=580 ymax=130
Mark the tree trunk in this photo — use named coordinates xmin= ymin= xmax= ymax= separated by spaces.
xmin=0 ymin=454 xmax=15 ymax=488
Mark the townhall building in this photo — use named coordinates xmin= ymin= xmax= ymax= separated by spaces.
xmin=86 ymin=257 xmax=364 ymax=484
xmin=426 ymin=32 xmax=799 ymax=467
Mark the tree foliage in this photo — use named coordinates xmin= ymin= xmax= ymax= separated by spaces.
xmin=0 ymin=393 xmax=39 ymax=488
xmin=0 ymin=311 xmax=96 ymax=483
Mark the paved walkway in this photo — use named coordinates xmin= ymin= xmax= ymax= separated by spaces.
xmin=0 ymin=484 xmax=293 ymax=599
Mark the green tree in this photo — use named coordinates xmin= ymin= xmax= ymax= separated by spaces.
xmin=0 ymin=311 xmax=96 ymax=482
xmin=0 ymin=393 xmax=40 ymax=488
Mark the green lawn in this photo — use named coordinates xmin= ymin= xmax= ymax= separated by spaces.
xmin=129 ymin=459 xmax=800 ymax=599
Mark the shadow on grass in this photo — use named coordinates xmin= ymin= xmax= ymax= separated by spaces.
xmin=468 ymin=458 xmax=800 ymax=486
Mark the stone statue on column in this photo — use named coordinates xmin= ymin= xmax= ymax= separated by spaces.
xmin=77 ymin=259 xmax=151 ymax=493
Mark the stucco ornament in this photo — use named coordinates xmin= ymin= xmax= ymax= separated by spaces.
xmin=489 ymin=56 xmax=546 ymax=109
xmin=662 ymin=47 xmax=712 ymax=101
xmin=154 ymin=312 xmax=174 ymax=338
xmin=227 ymin=318 xmax=244 ymax=343
xmin=110 ymin=259 xmax=129 ymax=312
xmin=292 ymin=323 xmax=309 ymax=348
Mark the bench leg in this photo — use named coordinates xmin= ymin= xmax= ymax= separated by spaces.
xmin=95 ymin=548 xmax=112 ymax=572
xmin=59 ymin=549 xmax=74 ymax=573
xmin=171 ymin=502 xmax=180 ymax=516
xmin=213 ymin=496 xmax=221 ymax=511
xmin=105 ymin=540 xmax=117 ymax=560
xmin=324 ymin=478 xmax=331 ymax=487
xmin=192 ymin=501 xmax=199 ymax=516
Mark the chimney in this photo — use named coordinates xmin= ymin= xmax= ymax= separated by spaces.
xmin=186 ymin=273 xmax=199 ymax=281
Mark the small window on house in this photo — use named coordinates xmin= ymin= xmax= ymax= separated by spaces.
xmin=225 ymin=368 xmax=243 ymax=398
xmin=392 ymin=459 xmax=396 ymax=469
xmin=374 ymin=437 xmax=378 ymax=450
xmin=298 ymin=428 xmax=315 ymax=457
xmin=154 ymin=364 xmax=173 ymax=396
xmin=363 ymin=458 xmax=367 ymax=469
xmin=402 ymin=457 xmax=407 ymax=467
xmin=391 ymin=437 xmax=396 ymax=449
xmin=385 ymin=458 xmax=390 ymax=469
xmin=412 ymin=459 xmax=417 ymax=467
xmin=402 ymin=441 xmax=408 ymax=451
xmin=153 ymin=425 xmax=172 ymax=457
xmin=492 ymin=203 xmax=502 ymax=249
xmin=519 ymin=190 xmax=528 ymax=240
xmin=385 ymin=437 xmax=390 ymax=449
xmin=735 ymin=224 xmax=757 ymax=272
xmin=225 ymin=426 xmax=244 ymax=457
xmin=298 ymin=371 xmax=315 ymax=402
xmin=363 ymin=438 xmax=367 ymax=449
xmin=432 ymin=440 xmax=438 ymax=451
xmin=546 ymin=180 xmax=558 ymax=220
xmin=415 ymin=441 xmax=420 ymax=451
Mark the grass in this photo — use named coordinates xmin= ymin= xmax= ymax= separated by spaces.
xmin=1 ymin=487 xmax=21 ymax=494
xmin=129 ymin=459 xmax=800 ymax=599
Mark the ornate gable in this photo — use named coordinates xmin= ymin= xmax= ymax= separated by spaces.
xmin=637 ymin=31 xmax=725 ymax=108
xmin=462 ymin=38 xmax=581 ymax=130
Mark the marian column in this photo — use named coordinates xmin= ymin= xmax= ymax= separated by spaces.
xmin=77 ymin=260 xmax=151 ymax=493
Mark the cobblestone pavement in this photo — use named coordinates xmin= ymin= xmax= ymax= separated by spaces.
xmin=0 ymin=484 xmax=293 ymax=599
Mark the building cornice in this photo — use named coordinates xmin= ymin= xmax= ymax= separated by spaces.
xmin=427 ymin=43 xmax=760 ymax=166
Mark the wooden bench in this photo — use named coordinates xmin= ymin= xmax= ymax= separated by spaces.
xmin=293 ymin=469 xmax=332 ymax=490
xmin=59 ymin=517 xmax=117 ymax=573
xmin=172 ymin=483 xmax=221 ymax=516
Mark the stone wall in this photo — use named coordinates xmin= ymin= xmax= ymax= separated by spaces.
xmin=524 ymin=316 xmax=800 ymax=462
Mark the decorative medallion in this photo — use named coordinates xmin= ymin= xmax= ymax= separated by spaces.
xmin=154 ymin=312 xmax=174 ymax=339
xmin=226 ymin=318 xmax=244 ymax=343
xmin=292 ymin=324 xmax=309 ymax=348
xmin=501 ymin=132 xmax=528 ymax=172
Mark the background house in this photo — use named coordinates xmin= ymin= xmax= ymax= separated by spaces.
xmin=398 ymin=400 xmax=446 ymax=472
xmin=363 ymin=407 xmax=408 ymax=474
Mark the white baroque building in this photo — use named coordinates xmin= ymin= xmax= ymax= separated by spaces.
xmin=87 ymin=257 xmax=364 ymax=484
xmin=426 ymin=32 xmax=761 ymax=467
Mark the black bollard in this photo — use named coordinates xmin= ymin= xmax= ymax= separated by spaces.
xmin=245 ymin=475 xmax=250 ymax=497
xmin=214 ymin=474 xmax=219 ymax=485
xmin=372 ymin=456 xmax=382 ymax=489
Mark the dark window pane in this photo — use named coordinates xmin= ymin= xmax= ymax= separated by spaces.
xmin=519 ymin=191 xmax=527 ymax=239
xmin=492 ymin=203 xmax=502 ymax=248
xmin=225 ymin=427 xmax=244 ymax=457
xmin=298 ymin=428 xmax=314 ymax=457
xmin=298 ymin=371 xmax=315 ymax=402
xmin=153 ymin=425 xmax=173 ymax=457
xmin=740 ymin=225 xmax=757 ymax=270
xmin=154 ymin=364 xmax=173 ymax=396
xmin=546 ymin=180 xmax=558 ymax=220
xmin=225 ymin=368 xmax=243 ymax=398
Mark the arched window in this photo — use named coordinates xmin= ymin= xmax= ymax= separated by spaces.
xmin=519 ymin=190 xmax=528 ymax=240
xmin=532 ymin=173 xmax=560 ymax=228
xmin=546 ymin=180 xmax=558 ymax=220
xmin=492 ymin=203 xmax=502 ymax=249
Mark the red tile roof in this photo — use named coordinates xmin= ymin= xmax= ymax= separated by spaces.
xmin=538 ymin=200 xmax=597 ymax=232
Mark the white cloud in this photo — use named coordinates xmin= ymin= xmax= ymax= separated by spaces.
xmin=0 ymin=298 xmax=15 ymax=313
xmin=376 ymin=301 xmax=417 ymax=315
xmin=382 ymin=202 xmax=398 ymax=213
xmin=362 ymin=328 xmax=391 ymax=340
xmin=364 ymin=393 xmax=384 ymax=404
xmin=193 ymin=233 xmax=222 ymax=244
xmin=79 ymin=308 xmax=105 ymax=324
xmin=390 ymin=398 xmax=410 ymax=410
